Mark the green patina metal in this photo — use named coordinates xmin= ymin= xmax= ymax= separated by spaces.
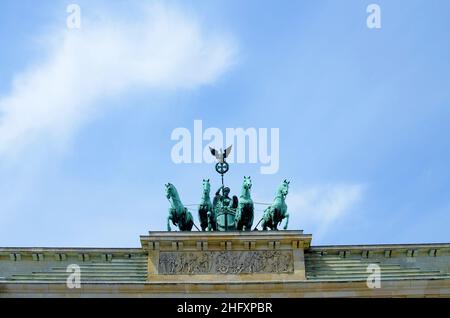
xmin=213 ymin=185 xmax=238 ymax=231
xmin=261 ymin=180 xmax=290 ymax=230
xmin=211 ymin=145 xmax=237 ymax=231
xmin=235 ymin=176 xmax=254 ymax=231
xmin=198 ymin=179 xmax=216 ymax=231
xmin=165 ymin=183 xmax=194 ymax=231
xmin=165 ymin=145 xmax=289 ymax=231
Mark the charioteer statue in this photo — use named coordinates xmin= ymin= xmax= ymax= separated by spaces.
xmin=213 ymin=185 xmax=238 ymax=231
xmin=209 ymin=145 xmax=238 ymax=231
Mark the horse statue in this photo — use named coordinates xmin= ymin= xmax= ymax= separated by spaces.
xmin=235 ymin=176 xmax=254 ymax=231
xmin=165 ymin=183 xmax=194 ymax=231
xmin=261 ymin=180 xmax=290 ymax=230
xmin=198 ymin=179 xmax=216 ymax=231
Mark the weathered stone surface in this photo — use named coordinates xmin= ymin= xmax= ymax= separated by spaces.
xmin=142 ymin=231 xmax=308 ymax=282
xmin=158 ymin=250 xmax=294 ymax=275
xmin=1 ymin=235 xmax=449 ymax=297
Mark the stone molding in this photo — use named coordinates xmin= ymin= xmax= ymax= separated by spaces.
xmin=141 ymin=231 xmax=310 ymax=282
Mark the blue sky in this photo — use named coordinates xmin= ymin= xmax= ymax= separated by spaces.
xmin=0 ymin=0 xmax=449 ymax=247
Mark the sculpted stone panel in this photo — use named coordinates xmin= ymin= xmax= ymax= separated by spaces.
xmin=158 ymin=250 xmax=294 ymax=275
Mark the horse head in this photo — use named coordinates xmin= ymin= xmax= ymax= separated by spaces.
xmin=165 ymin=183 xmax=175 ymax=200
xmin=202 ymin=179 xmax=210 ymax=196
xmin=243 ymin=176 xmax=252 ymax=191
xmin=279 ymin=179 xmax=290 ymax=198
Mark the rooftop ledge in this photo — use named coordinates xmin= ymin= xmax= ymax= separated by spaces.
xmin=141 ymin=230 xmax=308 ymax=240
xmin=140 ymin=230 xmax=313 ymax=251
xmin=0 ymin=231 xmax=448 ymax=255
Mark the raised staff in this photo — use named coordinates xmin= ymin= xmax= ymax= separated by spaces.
xmin=209 ymin=146 xmax=238 ymax=231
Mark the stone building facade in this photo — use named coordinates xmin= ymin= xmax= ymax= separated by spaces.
xmin=0 ymin=231 xmax=449 ymax=297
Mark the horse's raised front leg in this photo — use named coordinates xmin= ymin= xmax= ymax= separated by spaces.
xmin=283 ymin=213 xmax=289 ymax=230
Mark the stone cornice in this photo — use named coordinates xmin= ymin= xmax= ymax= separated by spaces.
xmin=310 ymin=243 xmax=450 ymax=250
xmin=307 ymin=243 xmax=450 ymax=258
xmin=140 ymin=230 xmax=312 ymax=251
xmin=0 ymin=248 xmax=145 ymax=262
xmin=0 ymin=248 xmax=142 ymax=253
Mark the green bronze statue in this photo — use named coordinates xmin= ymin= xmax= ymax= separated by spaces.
xmin=198 ymin=179 xmax=216 ymax=231
xmin=213 ymin=185 xmax=238 ymax=231
xmin=165 ymin=183 xmax=194 ymax=231
xmin=235 ymin=176 xmax=254 ymax=231
xmin=213 ymin=186 xmax=238 ymax=211
xmin=261 ymin=180 xmax=290 ymax=230
xmin=163 ymin=143 xmax=292 ymax=232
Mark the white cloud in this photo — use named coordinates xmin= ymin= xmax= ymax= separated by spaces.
xmin=287 ymin=183 xmax=365 ymax=239
xmin=0 ymin=4 xmax=236 ymax=157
